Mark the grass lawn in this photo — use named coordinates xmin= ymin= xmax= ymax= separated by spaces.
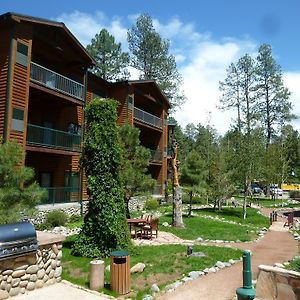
xmin=193 ymin=207 xmax=269 ymax=228
xmin=62 ymin=237 xmax=242 ymax=299
xmin=159 ymin=215 xmax=257 ymax=241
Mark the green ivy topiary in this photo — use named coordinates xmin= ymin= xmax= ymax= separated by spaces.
xmin=72 ymin=99 xmax=131 ymax=258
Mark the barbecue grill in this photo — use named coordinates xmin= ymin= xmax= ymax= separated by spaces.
xmin=0 ymin=221 xmax=38 ymax=260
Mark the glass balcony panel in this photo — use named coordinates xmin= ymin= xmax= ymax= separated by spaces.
xmin=41 ymin=187 xmax=80 ymax=205
xmin=30 ymin=62 xmax=84 ymax=100
xmin=148 ymin=148 xmax=163 ymax=162
xmin=134 ymin=107 xmax=163 ymax=129
xmin=26 ymin=124 xmax=81 ymax=151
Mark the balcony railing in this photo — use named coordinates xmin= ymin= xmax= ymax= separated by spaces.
xmin=30 ymin=62 xmax=84 ymax=100
xmin=149 ymin=148 xmax=163 ymax=162
xmin=134 ymin=107 xmax=163 ymax=129
xmin=41 ymin=187 xmax=80 ymax=205
xmin=26 ymin=124 xmax=81 ymax=151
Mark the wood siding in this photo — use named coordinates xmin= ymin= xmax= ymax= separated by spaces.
xmin=0 ymin=26 xmax=11 ymax=138
xmin=7 ymin=24 xmax=33 ymax=149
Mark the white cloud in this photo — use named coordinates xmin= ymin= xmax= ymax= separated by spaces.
xmin=55 ymin=11 xmax=300 ymax=135
xmin=56 ymin=11 xmax=128 ymax=47
xmin=283 ymin=72 xmax=300 ymax=132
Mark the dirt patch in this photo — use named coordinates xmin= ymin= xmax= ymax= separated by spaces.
xmin=68 ymin=267 xmax=89 ymax=278
xmin=133 ymin=272 xmax=181 ymax=290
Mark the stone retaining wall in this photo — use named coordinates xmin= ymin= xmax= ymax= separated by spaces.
xmin=256 ymin=264 xmax=300 ymax=300
xmin=0 ymin=232 xmax=64 ymax=299
xmin=31 ymin=202 xmax=89 ymax=224
xmin=32 ymin=197 xmax=150 ymax=225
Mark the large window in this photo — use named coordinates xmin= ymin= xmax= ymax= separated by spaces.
xmin=16 ymin=41 xmax=28 ymax=67
xmin=11 ymin=107 xmax=24 ymax=132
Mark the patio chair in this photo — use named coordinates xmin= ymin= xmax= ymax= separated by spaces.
xmin=139 ymin=217 xmax=159 ymax=239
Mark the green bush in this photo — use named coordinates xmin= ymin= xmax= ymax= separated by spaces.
xmin=289 ymin=191 xmax=300 ymax=199
xmin=144 ymin=198 xmax=159 ymax=211
xmin=45 ymin=210 xmax=68 ymax=227
xmin=35 ymin=222 xmax=51 ymax=231
xmin=69 ymin=214 xmax=83 ymax=223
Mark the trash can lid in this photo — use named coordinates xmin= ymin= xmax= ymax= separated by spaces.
xmin=111 ymin=250 xmax=129 ymax=257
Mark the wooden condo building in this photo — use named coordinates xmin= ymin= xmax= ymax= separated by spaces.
xmin=0 ymin=12 xmax=170 ymax=205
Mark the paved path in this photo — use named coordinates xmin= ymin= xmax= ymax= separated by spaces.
xmin=14 ymin=281 xmax=112 ymax=300
xmin=157 ymin=220 xmax=298 ymax=300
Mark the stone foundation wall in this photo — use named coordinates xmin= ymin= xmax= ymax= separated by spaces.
xmin=33 ymin=198 xmax=148 ymax=225
xmin=0 ymin=234 xmax=64 ymax=299
xmin=256 ymin=264 xmax=300 ymax=300
xmin=31 ymin=201 xmax=89 ymax=225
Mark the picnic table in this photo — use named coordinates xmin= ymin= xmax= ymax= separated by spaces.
xmin=127 ymin=218 xmax=147 ymax=239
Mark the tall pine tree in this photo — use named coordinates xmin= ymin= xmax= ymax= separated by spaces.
xmin=86 ymin=29 xmax=129 ymax=81
xmin=127 ymin=13 xmax=185 ymax=111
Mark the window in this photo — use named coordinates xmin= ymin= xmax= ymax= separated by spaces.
xmin=11 ymin=108 xmax=24 ymax=132
xmin=16 ymin=42 xmax=28 ymax=67
xmin=128 ymin=95 xmax=133 ymax=110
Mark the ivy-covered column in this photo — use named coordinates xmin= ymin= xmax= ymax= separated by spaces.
xmin=72 ymin=99 xmax=131 ymax=257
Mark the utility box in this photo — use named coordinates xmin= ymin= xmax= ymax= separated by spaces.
xmin=110 ymin=250 xmax=130 ymax=295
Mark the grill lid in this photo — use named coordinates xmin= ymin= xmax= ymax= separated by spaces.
xmin=0 ymin=221 xmax=36 ymax=244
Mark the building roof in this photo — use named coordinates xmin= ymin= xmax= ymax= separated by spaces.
xmin=0 ymin=12 xmax=95 ymax=66
xmin=116 ymin=79 xmax=171 ymax=109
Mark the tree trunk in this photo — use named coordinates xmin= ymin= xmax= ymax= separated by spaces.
xmin=243 ymin=194 xmax=247 ymax=220
xmin=124 ymin=194 xmax=131 ymax=219
xmin=171 ymin=138 xmax=184 ymax=228
xmin=188 ymin=190 xmax=193 ymax=217
xmin=173 ymin=185 xmax=184 ymax=227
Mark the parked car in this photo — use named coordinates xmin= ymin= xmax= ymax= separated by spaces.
xmin=250 ymin=183 xmax=263 ymax=194
xmin=270 ymin=184 xmax=283 ymax=196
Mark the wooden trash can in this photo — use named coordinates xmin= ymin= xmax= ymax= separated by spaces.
xmin=110 ymin=250 xmax=130 ymax=294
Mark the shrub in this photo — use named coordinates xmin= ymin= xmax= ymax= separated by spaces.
xmin=35 ymin=222 xmax=51 ymax=231
xmin=45 ymin=210 xmax=68 ymax=227
xmin=289 ymin=190 xmax=300 ymax=199
xmin=144 ymin=198 xmax=159 ymax=211
xmin=69 ymin=214 xmax=83 ymax=223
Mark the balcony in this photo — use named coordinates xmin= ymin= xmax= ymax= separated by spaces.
xmin=149 ymin=148 xmax=163 ymax=162
xmin=30 ymin=62 xmax=84 ymax=100
xmin=41 ymin=187 xmax=80 ymax=205
xmin=26 ymin=124 xmax=81 ymax=152
xmin=134 ymin=107 xmax=163 ymax=129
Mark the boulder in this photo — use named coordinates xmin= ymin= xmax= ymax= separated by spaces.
xmin=130 ymin=263 xmax=145 ymax=273
xmin=151 ymin=283 xmax=160 ymax=293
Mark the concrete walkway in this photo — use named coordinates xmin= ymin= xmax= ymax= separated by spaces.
xmin=14 ymin=281 xmax=112 ymax=300
xmin=158 ymin=219 xmax=298 ymax=300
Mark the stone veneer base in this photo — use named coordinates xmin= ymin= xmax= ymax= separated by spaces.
xmin=0 ymin=231 xmax=65 ymax=299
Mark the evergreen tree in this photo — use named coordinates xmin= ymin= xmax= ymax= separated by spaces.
xmin=119 ymin=123 xmax=155 ymax=218
xmin=181 ymin=150 xmax=207 ymax=217
xmin=73 ymin=99 xmax=131 ymax=257
xmin=127 ymin=13 xmax=185 ymax=111
xmin=0 ymin=141 xmax=45 ymax=224
xmin=86 ymin=29 xmax=129 ymax=81
xmin=256 ymin=44 xmax=292 ymax=146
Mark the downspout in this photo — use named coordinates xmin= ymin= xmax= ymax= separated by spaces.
xmin=79 ymin=67 xmax=88 ymax=216
xmin=3 ymin=25 xmax=15 ymax=142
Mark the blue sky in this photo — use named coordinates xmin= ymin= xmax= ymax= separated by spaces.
xmin=1 ymin=0 xmax=300 ymax=133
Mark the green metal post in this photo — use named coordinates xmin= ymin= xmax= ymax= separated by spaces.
xmin=236 ymin=250 xmax=255 ymax=300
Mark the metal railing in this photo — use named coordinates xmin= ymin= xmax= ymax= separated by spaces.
xmin=153 ymin=185 xmax=163 ymax=195
xmin=26 ymin=124 xmax=81 ymax=151
xmin=134 ymin=107 xmax=163 ymax=129
xmin=41 ymin=187 xmax=80 ymax=205
xmin=149 ymin=148 xmax=163 ymax=162
xmin=30 ymin=62 xmax=84 ymax=100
